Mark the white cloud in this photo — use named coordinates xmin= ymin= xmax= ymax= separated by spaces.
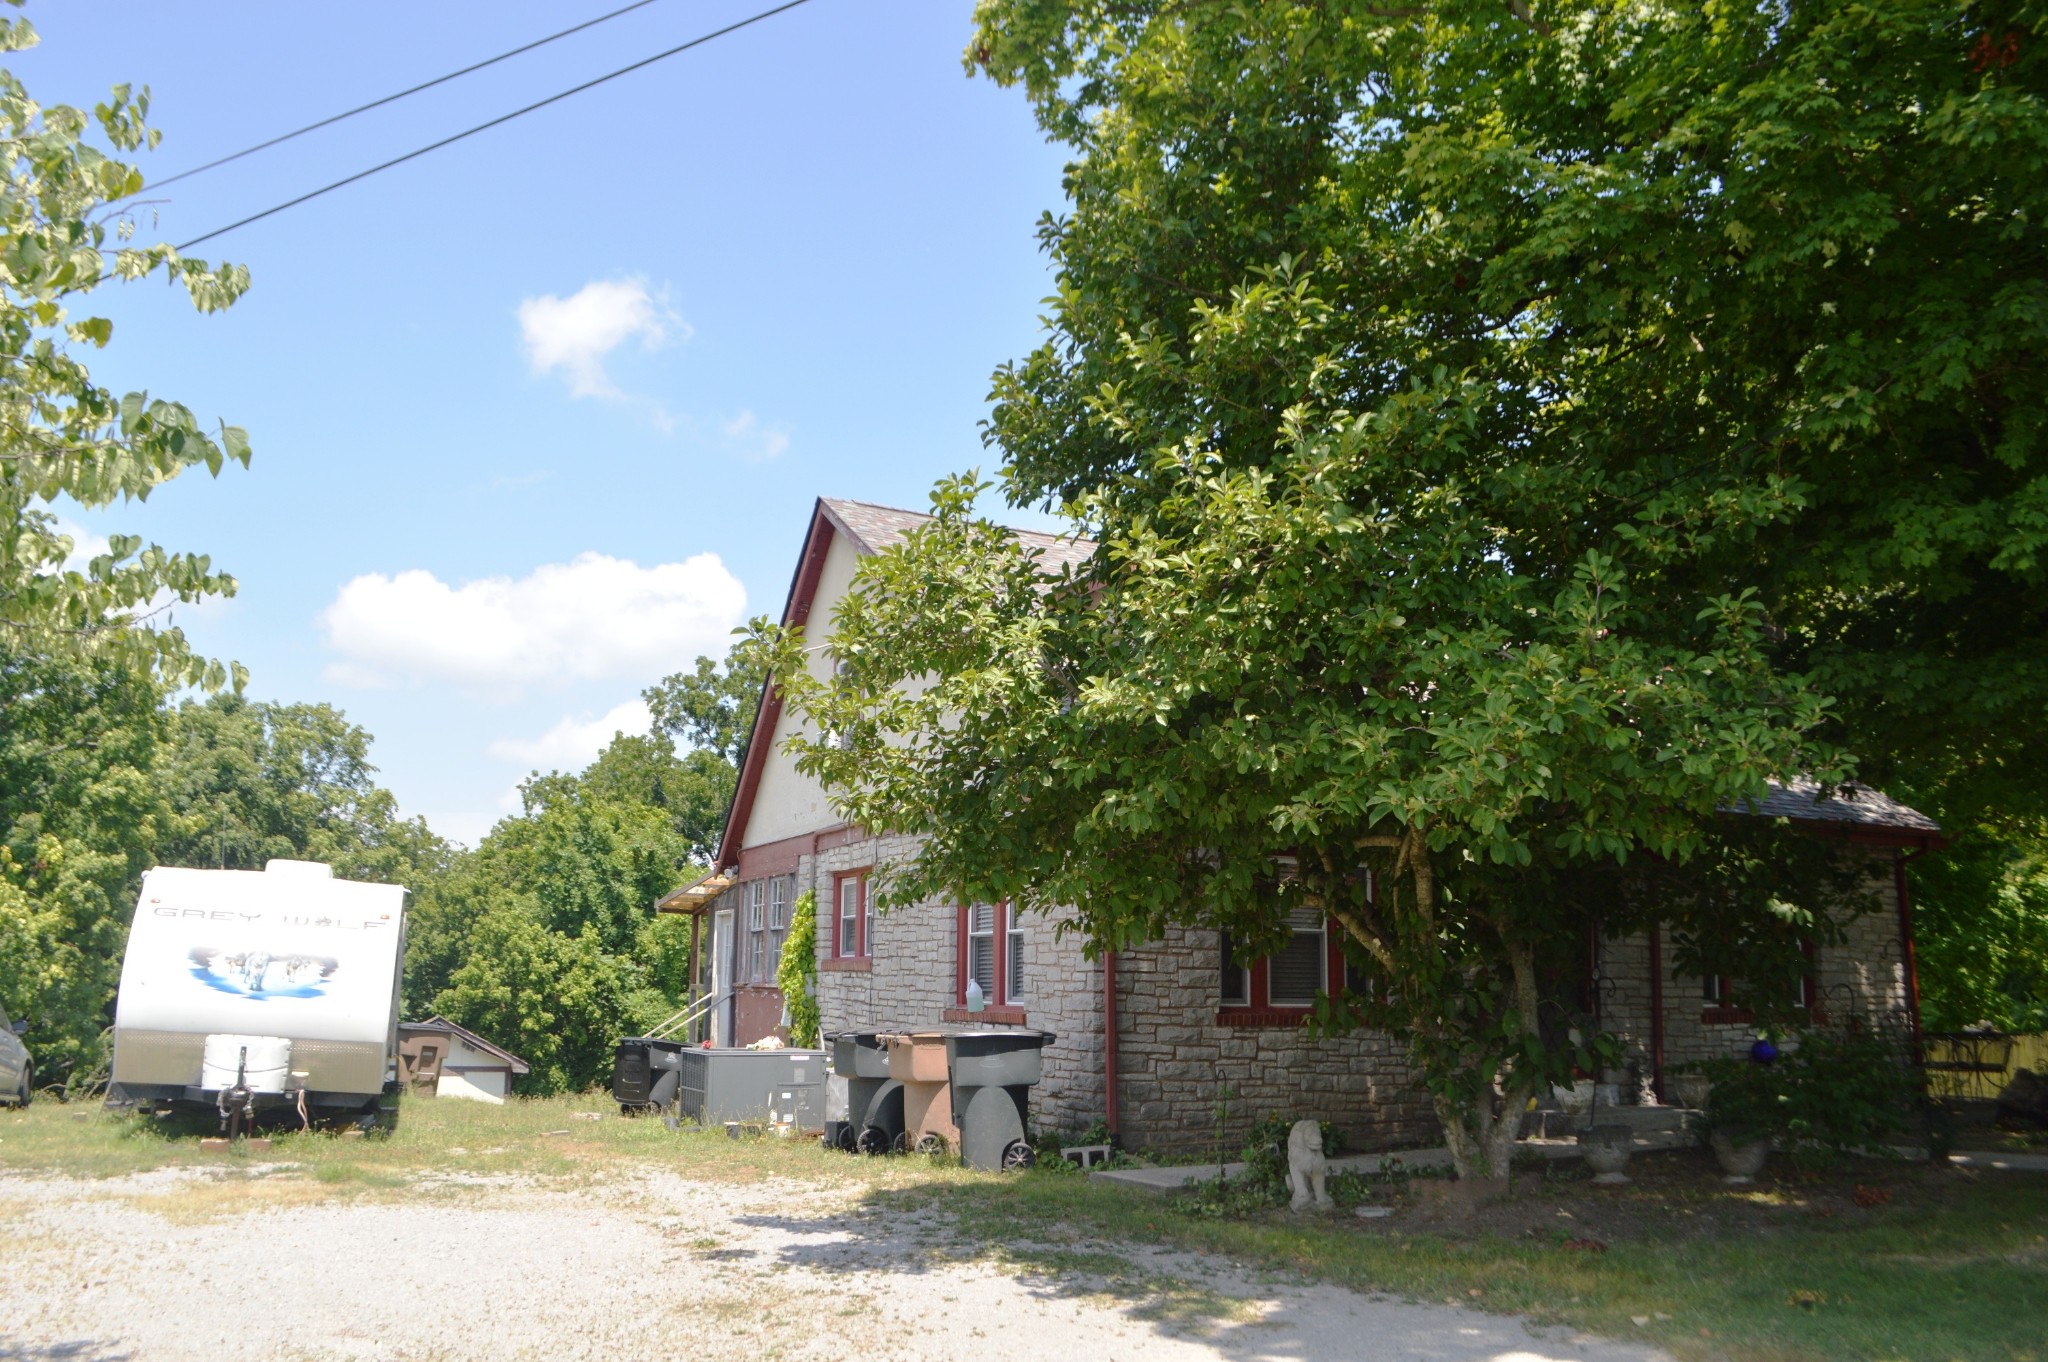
xmin=318 ymin=551 xmax=745 ymax=696
xmin=517 ymin=277 xmax=682 ymax=399
xmin=413 ymin=810 xmax=501 ymax=850
xmin=55 ymin=518 xmax=111 ymax=574
xmin=486 ymin=697 xmax=652 ymax=770
xmin=723 ymin=409 xmax=790 ymax=461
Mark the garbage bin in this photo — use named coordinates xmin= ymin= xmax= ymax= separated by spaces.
xmin=827 ymin=1030 xmax=903 ymax=1155
xmin=612 ymin=1036 xmax=688 ymax=1115
xmin=944 ymin=1028 xmax=1054 ymax=1171
xmin=884 ymin=1030 xmax=960 ymax=1155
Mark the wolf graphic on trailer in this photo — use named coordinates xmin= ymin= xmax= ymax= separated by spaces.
xmin=107 ymin=860 xmax=407 ymax=1126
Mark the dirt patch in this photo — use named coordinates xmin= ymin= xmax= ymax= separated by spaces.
xmin=1362 ymin=1145 xmax=1958 ymax=1244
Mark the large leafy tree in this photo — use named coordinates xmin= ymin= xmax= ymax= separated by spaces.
xmin=1 ymin=15 xmax=251 ymax=688
xmin=757 ymin=0 xmax=2040 ymax=1181
xmin=0 ymin=646 xmax=168 ymax=1074
xmin=158 ymin=694 xmax=453 ymax=885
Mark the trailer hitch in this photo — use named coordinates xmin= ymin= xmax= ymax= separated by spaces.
xmin=216 ymin=1046 xmax=256 ymax=1138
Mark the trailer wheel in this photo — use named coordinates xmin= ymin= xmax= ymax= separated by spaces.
xmin=1000 ymin=1140 xmax=1036 ymax=1173
xmin=855 ymin=1124 xmax=891 ymax=1156
xmin=914 ymin=1133 xmax=948 ymax=1158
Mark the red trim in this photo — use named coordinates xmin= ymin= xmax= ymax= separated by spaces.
xmin=1214 ymin=920 xmax=1344 ymax=1024
xmin=732 ymin=825 xmax=868 ymax=881
xmin=1218 ymin=1008 xmax=1312 ymax=1029
xmin=715 ymin=502 xmax=840 ymax=870
xmin=1104 ymin=950 xmax=1120 ymax=1143
xmin=956 ymin=900 xmax=1022 ymax=1007
xmin=830 ymin=869 xmax=871 ymax=959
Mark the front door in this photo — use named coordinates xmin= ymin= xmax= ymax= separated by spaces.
xmin=710 ymin=909 xmax=734 ymax=1047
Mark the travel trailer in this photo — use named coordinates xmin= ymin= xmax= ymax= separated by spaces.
xmin=106 ymin=861 xmax=406 ymax=1128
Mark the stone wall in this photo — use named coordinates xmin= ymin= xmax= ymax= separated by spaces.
xmin=1112 ymin=925 xmax=1439 ymax=1155
xmin=803 ymin=835 xmax=1107 ymax=1138
xmin=1601 ymin=847 xmax=1911 ymax=1090
xmin=786 ymin=834 xmax=1913 ymax=1151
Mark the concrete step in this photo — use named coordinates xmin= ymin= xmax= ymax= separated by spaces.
xmin=1530 ymin=1105 xmax=1699 ymax=1141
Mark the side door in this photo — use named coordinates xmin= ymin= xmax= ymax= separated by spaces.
xmin=710 ymin=909 xmax=734 ymax=1047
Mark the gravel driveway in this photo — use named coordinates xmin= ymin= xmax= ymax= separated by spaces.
xmin=0 ymin=1165 xmax=1671 ymax=1362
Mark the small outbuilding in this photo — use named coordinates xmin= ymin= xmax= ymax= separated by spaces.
xmin=397 ymin=1017 xmax=530 ymax=1103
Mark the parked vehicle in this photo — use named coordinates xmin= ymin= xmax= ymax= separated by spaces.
xmin=106 ymin=860 xmax=406 ymax=1128
xmin=0 ymin=1001 xmax=30 ymax=1107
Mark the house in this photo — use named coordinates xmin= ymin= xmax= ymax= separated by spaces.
xmin=397 ymin=1017 xmax=530 ymax=1103
xmin=694 ymin=496 xmax=1944 ymax=1153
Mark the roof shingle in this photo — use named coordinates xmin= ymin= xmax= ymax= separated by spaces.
xmin=820 ymin=497 xmax=1095 ymax=574
xmin=1730 ymin=777 xmax=1941 ymax=834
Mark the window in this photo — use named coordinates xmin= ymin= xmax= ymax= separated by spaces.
xmin=1268 ymin=908 xmax=1326 ymax=1006
xmin=747 ymin=880 xmax=768 ymax=983
xmin=1217 ymin=912 xmax=1351 ymax=1020
xmin=967 ymin=903 xmax=996 ymax=998
xmin=1007 ymin=909 xmax=1026 ymax=1001
xmin=766 ymin=875 xmax=790 ymax=978
xmin=1219 ymin=935 xmax=1250 ymax=1006
xmin=957 ymin=902 xmax=1024 ymax=1010
xmin=834 ymin=871 xmax=870 ymax=958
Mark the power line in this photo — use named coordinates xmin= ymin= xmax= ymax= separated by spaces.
xmin=150 ymin=0 xmax=677 ymax=191
xmin=174 ymin=0 xmax=816 ymax=252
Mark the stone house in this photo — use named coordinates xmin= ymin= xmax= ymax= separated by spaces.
xmin=687 ymin=496 xmax=1945 ymax=1153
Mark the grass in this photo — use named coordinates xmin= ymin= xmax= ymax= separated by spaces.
xmin=3 ymin=1094 xmax=2042 ymax=1361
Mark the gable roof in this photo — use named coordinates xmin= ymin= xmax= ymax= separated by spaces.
xmin=398 ymin=1016 xmax=531 ymax=1074
xmin=819 ymin=497 xmax=1098 ymax=574
xmin=1731 ymin=777 xmax=1944 ymax=847
xmin=713 ymin=497 xmax=1094 ymax=870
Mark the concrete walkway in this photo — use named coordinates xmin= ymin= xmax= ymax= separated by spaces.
xmin=1091 ymin=1136 xmax=2048 ymax=1192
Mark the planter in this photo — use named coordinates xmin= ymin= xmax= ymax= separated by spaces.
xmin=1578 ymin=1124 xmax=1635 ymax=1184
xmin=1668 ymin=1073 xmax=1710 ymax=1110
xmin=1709 ymin=1131 xmax=1770 ymax=1184
xmin=1552 ymin=1080 xmax=1596 ymax=1116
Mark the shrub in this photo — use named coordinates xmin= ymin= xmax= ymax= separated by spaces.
xmin=1699 ymin=1022 xmax=1919 ymax=1168
xmin=775 ymin=890 xmax=820 ymax=1048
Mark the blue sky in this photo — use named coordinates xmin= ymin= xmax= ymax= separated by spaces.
xmin=18 ymin=1 xmax=1070 ymax=846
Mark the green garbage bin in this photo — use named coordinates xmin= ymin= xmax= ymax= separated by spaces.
xmin=827 ymin=1030 xmax=903 ymax=1155
xmin=944 ymin=1028 xmax=1055 ymax=1171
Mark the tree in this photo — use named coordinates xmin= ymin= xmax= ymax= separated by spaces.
xmin=752 ymin=0 xmax=2040 ymax=1183
xmin=0 ymin=645 xmax=168 ymax=1074
xmin=157 ymin=694 xmax=453 ymax=886
xmin=643 ymin=626 xmax=772 ymax=766
xmin=431 ymin=901 xmax=639 ymax=1095
xmin=537 ymin=730 xmax=734 ymax=867
xmin=415 ymin=734 xmax=705 ymax=1091
xmin=1 ymin=20 xmax=252 ymax=688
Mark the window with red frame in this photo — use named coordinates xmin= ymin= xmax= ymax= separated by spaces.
xmin=958 ymin=902 xmax=1025 ymax=1007
xmin=1218 ymin=909 xmax=1376 ymax=1020
xmin=832 ymin=871 xmax=871 ymax=958
xmin=1701 ymin=948 xmax=1815 ymax=1019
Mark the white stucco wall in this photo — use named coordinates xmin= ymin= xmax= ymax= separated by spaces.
xmin=743 ymin=530 xmax=862 ymax=849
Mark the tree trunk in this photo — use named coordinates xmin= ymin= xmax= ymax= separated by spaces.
xmin=1436 ymin=937 xmax=1544 ymax=1188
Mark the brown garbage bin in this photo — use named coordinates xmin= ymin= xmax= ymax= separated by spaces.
xmin=884 ymin=1030 xmax=959 ymax=1155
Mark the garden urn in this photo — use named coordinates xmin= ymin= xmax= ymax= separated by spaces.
xmin=1709 ymin=1131 xmax=1770 ymax=1184
xmin=1578 ymin=1124 xmax=1634 ymax=1184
